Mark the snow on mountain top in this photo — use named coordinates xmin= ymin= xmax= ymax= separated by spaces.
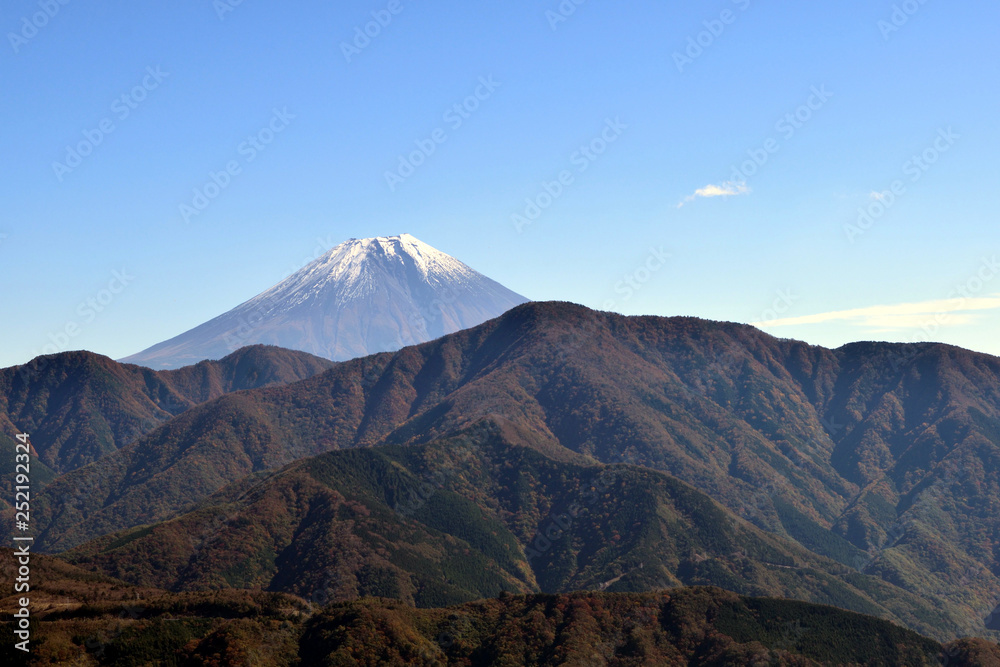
xmin=120 ymin=233 xmax=528 ymax=368
xmin=312 ymin=234 xmax=474 ymax=283
xmin=242 ymin=235 xmax=484 ymax=315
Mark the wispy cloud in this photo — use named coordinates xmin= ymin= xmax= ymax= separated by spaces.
xmin=753 ymin=295 xmax=1000 ymax=330
xmin=677 ymin=181 xmax=750 ymax=208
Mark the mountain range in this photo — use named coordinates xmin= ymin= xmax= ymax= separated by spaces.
xmin=11 ymin=301 xmax=1000 ymax=647
xmin=5 ymin=232 xmax=1000 ymax=662
xmin=120 ymin=234 xmax=528 ymax=369
xmin=0 ymin=345 xmax=334 ymax=475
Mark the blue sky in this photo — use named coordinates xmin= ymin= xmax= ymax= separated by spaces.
xmin=2 ymin=0 xmax=999 ymax=367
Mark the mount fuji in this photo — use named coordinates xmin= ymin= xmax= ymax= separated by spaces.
xmin=121 ymin=234 xmax=528 ymax=369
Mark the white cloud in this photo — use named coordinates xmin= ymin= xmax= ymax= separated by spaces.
xmin=677 ymin=181 xmax=751 ymax=208
xmin=753 ymin=295 xmax=1000 ymax=330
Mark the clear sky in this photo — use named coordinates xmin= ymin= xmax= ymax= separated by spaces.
xmin=2 ymin=0 xmax=999 ymax=368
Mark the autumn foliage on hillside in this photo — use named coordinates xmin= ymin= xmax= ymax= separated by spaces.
xmin=3 ymin=559 xmax=992 ymax=667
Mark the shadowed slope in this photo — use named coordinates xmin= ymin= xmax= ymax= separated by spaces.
xmin=65 ymin=424 xmax=964 ymax=640
xmin=26 ymin=302 xmax=1000 ymax=640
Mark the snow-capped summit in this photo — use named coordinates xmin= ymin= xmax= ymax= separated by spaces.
xmin=121 ymin=234 xmax=528 ymax=369
xmin=262 ymin=234 xmax=485 ymax=306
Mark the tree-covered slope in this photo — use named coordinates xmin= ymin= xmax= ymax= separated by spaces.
xmin=7 ymin=559 xmax=996 ymax=667
xmin=63 ymin=425 xmax=969 ymax=640
xmin=302 ymin=588 xmax=988 ymax=666
xmin=0 ymin=345 xmax=334 ymax=474
xmin=23 ymin=302 xmax=1000 ymax=640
